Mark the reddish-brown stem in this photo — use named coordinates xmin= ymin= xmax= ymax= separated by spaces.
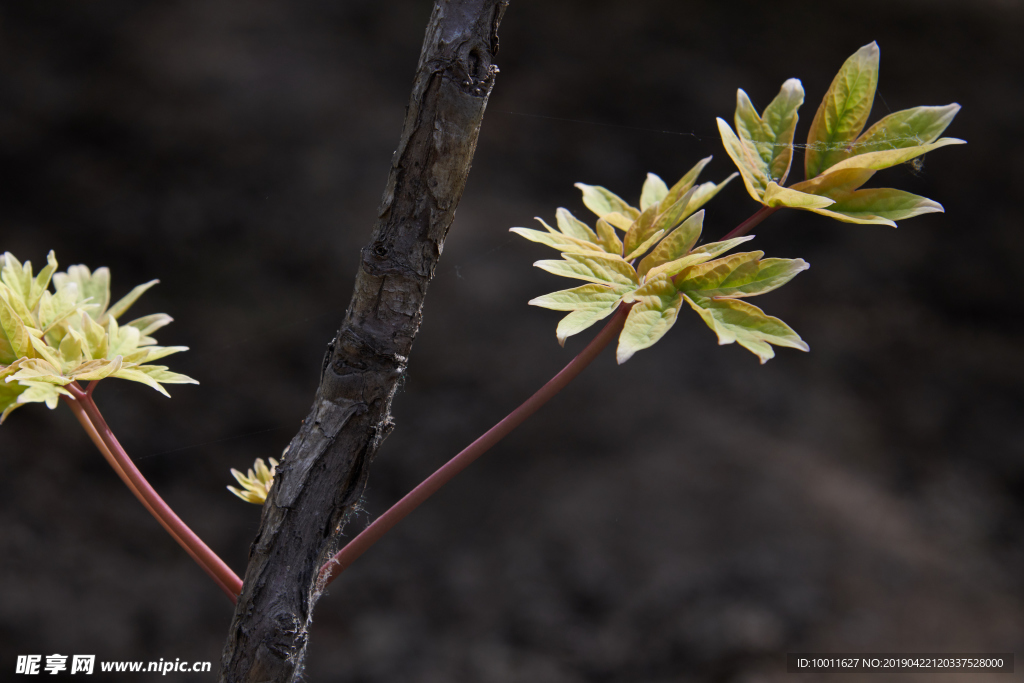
xmin=720 ymin=205 xmax=779 ymax=241
xmin=320 ymin=303 xmax=632 ymax=585
xmin=64 ymin=383 xmax=242 ymax=601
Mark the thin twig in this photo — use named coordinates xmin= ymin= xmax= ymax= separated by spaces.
xmin=65 ymin=383 xmax=242 ymax=601
xmin=720 ymin=205 xmax=779 ymax=241
xmin=320 ymin=302 xmax=631 ymax=585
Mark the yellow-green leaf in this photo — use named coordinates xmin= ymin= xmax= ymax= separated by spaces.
xmin=660 ymin=156 xmax=712 ymax=209
xmin=111 ymin=367 xmax=171 ymax=397
xmin=594 ymin=218 xmax=623 ymax=255
xmin=510 ymin=227 xmax=611 ymax=257
xmin=685 ymin=175 xmax=738 ymax=215
xmin=644 ymin=252 xmax=715 ymax=282
xmin=554 ymin=306 xmax=620 ymax=346
xmin=640 ymin=173 xmax=669 ymax=211
xmin=759 ymin=79 xmax=805 ymax=184
xmin=54 ymin=265 xmax=111 ymax=320
xmin=616 ymin=276 xmax=684 ymax=364
xmin=690 ymin=235 xmax=756 ymax=259
xmin=602 ymin=212 xmax=636 ymax=231
xmin=534 ymin=254 xmax=638 ymax=287
xmin=637 ymin=210 xmax=705 ymax=278
xmin=809 ymin=188 xmax=943 ymax=227
xmin=575 ymin=183 xmax=640 ymax=221
xmin=683 ymin=294 xmax=808 ymax=364
xmin=848 ymin=104 xmax=960 ymax=156
xmin=104 ymin=279 xmax=159 ymax=323
xmin=763 ymin=182 xmax=836 ymax=209
xmin=805 ymin=42 xmax=880 ymax=179
xmin=718 ymin=117 xmax=769 ymax=202
xmin=67 ymin=357 xmax=124 ymax=381
xmin=123 ymin=345 xmax=189 ymax=364
xmin=134 ymin=365 xmax=199 ymax=386
xmin=819 ymin=137 xmax=965 ymax=176
xmin=677 ymin=253 xmax=809 ymax=299
xmin=125 ymin=313 xmax=173 ymax=339
xmin=9 ymin=380 xmax=72 ymax=411
xmin=529 ymin=283 xmax=634 ymax=311
xmin=8 ymin=358 xmax=70 ymax=385
xmin=624 ymin=229 xmax=665 ymax=261
xmin=0 ymin=295 xmax=31 ymax=364
xmin=723 ymin=79 xmax=805 ymax=200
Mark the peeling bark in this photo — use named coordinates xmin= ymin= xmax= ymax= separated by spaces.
xmin=219 ymin=2 xmax=507 ymax=680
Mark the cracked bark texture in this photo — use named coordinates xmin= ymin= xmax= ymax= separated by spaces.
xmin=219 ymin=1 xmax=507 ymax=680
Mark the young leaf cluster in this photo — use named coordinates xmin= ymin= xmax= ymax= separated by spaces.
xmin=512 ymin=162 xmax=810 ymax=363
xmin=0 ymin=252 xmax=197 ymax=422
xmin=718 ymin=42 xmax=963 ymax=226
xmin=227 ymin=457 xmax=279 ymax=504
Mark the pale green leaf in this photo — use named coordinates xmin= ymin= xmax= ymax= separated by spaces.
xmin=638 ymin=210 xmax=705 ymax=278
xmin=718 ymin=117 xmax=768 ymax=202
xmin=0 ymin=253 xmax=33 ymax=312
xmin=529 ymin=283 xmax=634 ymax=311
xmin=554 ymin=306 xmax=620 ymax=346
xmin=763 ymin=182 xmax=836 ymax=209
xmin=0 ymin=281 xmax=35 ymax=325
xmin=602 ymin=212 xmax=636 ymax=231
xmin=104 ymin=279 xmax=159 ymax=323
xmin=848 ymin=104 xmax=960 ymax=156
xmin=0 ymin=295 xmax=31 ymax=364
xmin=28 ymin=335 xmax=63 ymax=370
xmin=125 ymin=313 xmax=173 ymax=339
xmin=106 ymin=317 xmax=143 ymax=357
xmin=510 ymin=228 xmax=611 ymax=257
xmin=134 ymin=365 xmax=199 ymax=385
xmin=123 ymin=345 xmax=190 ymax=364
xmin=677 ymin=253 xmax=810 ymax=299
xmin=640 ymin=173 xmax=669 ymax=211
xmin=575 ymin=183 xmax=640 ymax=221
xmin=809 ymin=188 xmax=943 ymax=227
xmin=555 ymin=208 xmax=600 ymax=244
xmin=111 ymin=367 xmax=171 ymax=397
xmin=644 ymin=252 xmax=715 ymax=282
xmin=58 ymin=329 xmax=84 ymax=371
xmin=10 ymin=380 xmax=72 ymax=411
xmin=54 ymin=265 xmax=111 ymax=320
xmin=759 ymin=78 xmax=805 ymax=183
xmin=659 ymin=156 xmax=712 ymax=209
xmin=690 ymin=235 xmax=756 ymax=259
xmin=790 ymin=167 xmax=941 ymax=226
xmin=805 ymin=42 xmax=881 ymax=179
xmin=819 ymin=138 xmax=965 ymax=175
xmin=726 ymin=79 xmax=805 ymax=198
xmin=82 ymin=313 xmax=109 ymax=360
xmin=8 ymin=358 xmax=70 ymax=385
xmin=595 ymin=218 xmax=623 ymax=255
xmin=624 ymin=229 xmax=665 ymax=261
xmin=534 ymin=253 xmax=638 ymax=287
xmin=67 ymin=357 xmax=124 ymax=381
xmin=0 ymin=362 xmax=31 ymax=423
xmin=30 ymin=250 xmax=59 ymax=311
xmin=683 ymin=294 xmax=808 ymax=363
xmin=616 ymin=276 xmax=684 ymax=364
xmin=684 ymin=175 xmax=738 ymax=215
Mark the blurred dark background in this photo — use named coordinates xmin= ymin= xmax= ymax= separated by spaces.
xmin=1 ymin=0 xmax=1022 ymax=681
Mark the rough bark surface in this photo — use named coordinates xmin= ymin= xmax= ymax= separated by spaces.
xmin=219 ymin=2 xmax=507 ymax=680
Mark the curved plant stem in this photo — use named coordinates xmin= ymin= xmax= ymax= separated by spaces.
xmin=64 ymin=383 xmax=242 ymax=601
xmin=320 ymin=303 xmax=632 ymax=585
xmin=319 ymin=206 xmax=785 ymax=585
xmin=720 ymin=205 xmax=779 ymax=241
